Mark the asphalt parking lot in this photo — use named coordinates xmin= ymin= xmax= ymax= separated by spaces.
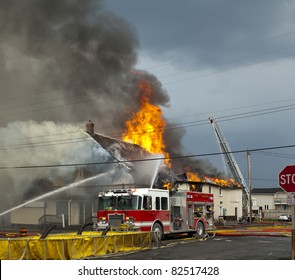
xmin=99 ymin=235 xmax=291 ymax=260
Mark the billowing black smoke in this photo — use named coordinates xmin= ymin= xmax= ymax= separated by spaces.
xmin=1 ymin=0 xmax=134 ymax=126
xmin=0 ymin=0 xmax=222 ymax=214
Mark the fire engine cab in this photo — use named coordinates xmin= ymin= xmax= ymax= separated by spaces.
xmin=94 ymin=182 xmax=214 ymax=240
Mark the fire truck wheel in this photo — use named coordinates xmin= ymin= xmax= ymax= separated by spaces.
xmin=195 ymin=222 xmax=205 ymax=239
xmin=152 ymin=222 xmax=164 ymax=241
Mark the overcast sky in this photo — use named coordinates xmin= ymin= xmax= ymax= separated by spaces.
xmin=106 ymin=0 xmax=295 ymax=189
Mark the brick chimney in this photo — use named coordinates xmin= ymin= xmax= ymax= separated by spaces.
xmin=86 ymin=120 xmax=94 ymax=135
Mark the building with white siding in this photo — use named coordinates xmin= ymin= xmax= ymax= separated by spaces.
xmin=251 ymin=188 xmax=291 ymax=219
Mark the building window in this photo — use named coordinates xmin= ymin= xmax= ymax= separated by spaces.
xmin=208 ymin=186 xmax=211 ymax=193
xmin=56 ymin=201 xmax=68 ymax=217
xmin=219 ymin=188 xmax=222 ymax=196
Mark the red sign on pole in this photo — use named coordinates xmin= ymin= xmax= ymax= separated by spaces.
xmin=279 ymin=165 xmax=295 ymax=193
xmin=279 ymin=165 xmax=295 ymax=260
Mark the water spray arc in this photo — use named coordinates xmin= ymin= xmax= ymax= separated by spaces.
xmin=0 ymin=172 xmax=112 ymax=217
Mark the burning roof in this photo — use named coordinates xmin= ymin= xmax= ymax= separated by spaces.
xmin=85 ymin=120 xmax=178 ymax=188
xmin=87 ymin=126 xmax=151 ymax=162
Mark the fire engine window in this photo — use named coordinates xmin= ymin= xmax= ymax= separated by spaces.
xmin=118 ymin=196 xmax=129 ymax=210
xmin=194 ymin=204 xmax=204 ymax=217
xmin=143 ymin=196 xmax=152 ymax=210
xmin=156 ymin=197 xmax=160 ymax=210
xmin=161 ymin=197 xmax=168 ymax=210
xmin=117 ymin=196 xmax=139 ymax=210
xmin=98 ymin=197 xmax=115 ymax=210
xmin=137 ymin=196 xmax=142 ymax=210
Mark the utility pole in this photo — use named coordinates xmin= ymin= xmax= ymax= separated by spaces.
xmin=292 ymin=203 xmax=295 ymax=259
xmin=247 ymin=150 xmax=252 ymax=223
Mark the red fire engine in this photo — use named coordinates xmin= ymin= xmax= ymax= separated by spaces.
xmin=95 ymin=181 xmax=214 ymax=240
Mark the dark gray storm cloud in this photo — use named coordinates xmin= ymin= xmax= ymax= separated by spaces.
xmin=107 ymin=0 xmax=295 ymax=69
xmin=105 ymin=0 xmax=295 ymax=190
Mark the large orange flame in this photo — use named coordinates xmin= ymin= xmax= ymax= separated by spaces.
xmin=122 ymin=80 xmax=238 ymax=188
xmin=186 ymin=171 xmax=240 ymax=188
xmin=122 ymin=80 xmax=170 ymax=166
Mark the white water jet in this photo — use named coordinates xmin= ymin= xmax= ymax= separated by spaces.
xmin=150 ymin=157 xmax=163 ymax=188
xmin=0 ymin=172 xmax=112 ymax=217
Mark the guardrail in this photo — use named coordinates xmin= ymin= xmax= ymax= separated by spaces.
xmin=38 ymin=215 xmax=63 ymax=226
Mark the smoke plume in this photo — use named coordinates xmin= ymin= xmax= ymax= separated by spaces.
xmin=0 ymin=0 xmax=221 ymax=213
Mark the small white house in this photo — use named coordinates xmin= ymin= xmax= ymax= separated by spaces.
xmin=200 ymin=183 xmax=243 ymax=221
xmin=251 ymin=188 xmax=291 ymax=219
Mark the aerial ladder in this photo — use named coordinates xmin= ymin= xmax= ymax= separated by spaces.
xmin=209 ymin=116 xmax=249 ymax=218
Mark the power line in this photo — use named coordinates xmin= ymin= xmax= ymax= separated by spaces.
xmin=1 ymin=100 xmax=295 ymax=150
xmin=253 ymin=150 xmax=295 ymax=159
xmin=0 ymin=95 xmax=101 ymax=120
xmin=0 ymin=138 xmax=91 ymax=151
xmin=166 ymin=97 xmax=295 ymax=121
xmin=162 ymin=51 xmax=295 ymax=86
xmin=159 ymin=44 xmax=295 ymax=80
xmin=1 ymin=91 xmax=87 ymax=113
xmin=108 ymin=102 xmax=295 ymax=138
xmin=1 ymin=143 xmax=294 ymax=170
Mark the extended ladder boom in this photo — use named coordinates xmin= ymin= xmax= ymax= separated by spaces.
xmin=209 ymin=117 xmax=248 ymax=194
xmin=209 ymin=116 xmax=249 ymax=220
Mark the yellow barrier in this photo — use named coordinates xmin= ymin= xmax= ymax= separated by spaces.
xmin=0 ymin=231 xmax=152 ymax=260
xmin=211 ymin=225 xmax=292 ymax=237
